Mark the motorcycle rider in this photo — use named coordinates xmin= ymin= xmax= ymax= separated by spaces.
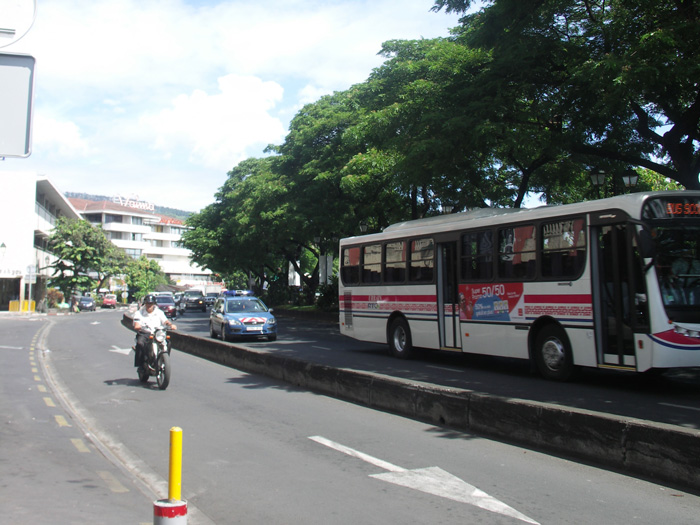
xmin=133 ymin=294 xmax=177 ymax=368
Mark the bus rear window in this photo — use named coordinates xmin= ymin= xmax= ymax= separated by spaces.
xmin=341 ymin=247 xmax=360 ymax=284
xmin=410 ymin=238 xmax=434 ymax=282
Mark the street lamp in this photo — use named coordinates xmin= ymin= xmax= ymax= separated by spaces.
xmin=590 ymin=169 xmax=606 ymax=198
xmin=622 ymin=169 xmax=639 ymax=189
xmin=359 ymin=220 xmax=368 ymax=233
xmin=442 ymin=204 xmax=454 ymax=214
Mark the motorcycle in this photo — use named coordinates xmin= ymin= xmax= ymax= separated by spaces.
xmin=135 ymin=327 xmax=172 ymax=390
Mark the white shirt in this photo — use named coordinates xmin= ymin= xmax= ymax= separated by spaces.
xmin=133 ymin=305 xmax=168 ymax=332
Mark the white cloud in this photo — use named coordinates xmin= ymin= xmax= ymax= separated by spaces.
xmin=32 ymin=114 xmax=91 ymax=158
xmin=142 ymin=74 xmax=287 ymax=170
xmin=1 ymin=0 xmax=461 ymax=211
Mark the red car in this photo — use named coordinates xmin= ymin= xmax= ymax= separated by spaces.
xmin=102 ymin=293 xmax=117 ymax=308
xmin=155 ymin=295 xmax=177 ymax=319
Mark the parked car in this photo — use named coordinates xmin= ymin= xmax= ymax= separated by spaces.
xmin=155 ymin=295 xmax=177 ymax=319
xmin=102 ymin=293 xmax=117 ymax=308
xmin=78 ymin=296 xmax=96 ymax=311
xmin=184 ymin=290 xmax=206 ymax=312
xmin=209 ymin=296 xmax=277 ymax=342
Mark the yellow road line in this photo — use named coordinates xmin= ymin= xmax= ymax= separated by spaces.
xmin=43 ymin=397 xmax=55 ymax=407
xmin=55 ymin=415 xmax=71 ymax=427
xmin=37 ymin=385 xmax=47 ymax=393
xmin=97 ymin=471 xmax=129 ymax=493
xmin=71 ymin=438 xmax=90 ymax=453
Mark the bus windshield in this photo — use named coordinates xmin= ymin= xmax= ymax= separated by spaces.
xmin=653 ymin=225 xmax=700 ymax=316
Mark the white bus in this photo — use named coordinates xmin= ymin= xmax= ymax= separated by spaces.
xmin=338 ymin=192 xmax=700 ymax=380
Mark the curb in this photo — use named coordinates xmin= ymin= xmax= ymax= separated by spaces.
xmin=122 ymin=315 xmax=700 ymax=492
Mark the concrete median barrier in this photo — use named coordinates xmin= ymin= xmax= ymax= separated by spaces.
xmin=123 ymin=314 xmax=700 ymax=492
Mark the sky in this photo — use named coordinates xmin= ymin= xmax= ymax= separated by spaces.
xmin=0 ymin=0 xmax=462 ymax=213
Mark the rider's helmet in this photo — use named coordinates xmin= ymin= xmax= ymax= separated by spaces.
xmin=143 ymin=294 xmax=157 ymax=305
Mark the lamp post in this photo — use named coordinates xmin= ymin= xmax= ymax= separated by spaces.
xmin=359 ymin=220 xmax=368 ymax=234
xmin=442 ymin=204 xmax=454 ymax=214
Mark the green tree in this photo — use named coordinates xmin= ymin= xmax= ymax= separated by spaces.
xmin=433 ymin=0 xmax=700 ymax=191
xmin=123 ymin=255 xmax=169 ymax=300
xmin=47 ymin=217 xmax=127 ymax=297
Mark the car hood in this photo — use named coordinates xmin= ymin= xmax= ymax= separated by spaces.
xmin=221 ymin=312 xmax=275 ymax=323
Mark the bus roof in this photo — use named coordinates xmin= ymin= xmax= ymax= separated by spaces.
xmin=341 ymin=191 xmax=697 ymax=244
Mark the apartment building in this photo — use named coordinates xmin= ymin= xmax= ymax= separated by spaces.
xmin=0 ymin=172 xmax=81 ymax=311
xmin=69 ymin=197 xmax=212 ymax=288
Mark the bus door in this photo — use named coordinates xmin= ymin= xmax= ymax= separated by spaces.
xmin=591 ymin=221 xmax=648 ymax=369
xmin=437 ymin=241 xmax=461 ymax=350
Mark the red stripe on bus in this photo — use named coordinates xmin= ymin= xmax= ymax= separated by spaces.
xmin=349 ymin=295 xmax=437 ymax=302
xmin=524 ymin=294 xmax=591 ymax=304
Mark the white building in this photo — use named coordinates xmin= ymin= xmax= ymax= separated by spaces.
xmin=0 ymin=172 xmax=81 ymax=311
xmin=69 ymin=197 xmax=212 ymax=288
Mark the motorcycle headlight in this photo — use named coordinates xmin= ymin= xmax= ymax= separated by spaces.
xmin=155 ymin=331 xmax=166 ymax=343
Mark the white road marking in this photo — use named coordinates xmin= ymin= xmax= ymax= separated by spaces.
xmin=0 ymin=345 xmax=24 ymax=349
xmin=110 ymin=345 xmax=133 ymax=355
xmin=91 ymin=321 xmax=101 ymax=325
xmin=426 ymin=365 xmax=465 ymax=373
xmin=309 ymin=436 xmax=539 ymax=524
xmin=659 ymin=402 xmax=700 ymax=412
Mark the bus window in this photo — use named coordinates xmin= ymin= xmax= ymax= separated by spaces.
xmin=460 ymin=230 xmax=493 ymax=281
xmin=409 ymin=238 xmax=434 ymax=282
xmin=384 ymin=241 xmax=406 ymax=283
xmin=362 ymin=244 xmax=382 ymax=283
xmin=498 ymin=225 xmax=536 ymax=279
xmin=542 ymin=218 xmax=586 ymax=279
xmin=341 ymin=246 xmax=360 ymax=284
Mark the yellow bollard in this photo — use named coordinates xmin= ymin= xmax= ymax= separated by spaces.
xmin=169 ymin=427 xmax=183 ymax=501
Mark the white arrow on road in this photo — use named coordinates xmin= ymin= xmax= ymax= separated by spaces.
xmin=109 ymin=345 xmax=132 ymax=355
xmin=309 ymin=435 xmax=539 ymax=524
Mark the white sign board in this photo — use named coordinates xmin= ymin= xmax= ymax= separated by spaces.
xmin=0 ymin=52 xmax=35 ymax=157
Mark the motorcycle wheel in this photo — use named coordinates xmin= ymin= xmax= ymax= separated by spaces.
xmin=137 ymin=366 xmax=149 ymax=383
xmin=156 ymin=352 xmax=171 ymax=390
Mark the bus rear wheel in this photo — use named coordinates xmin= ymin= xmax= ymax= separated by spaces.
xmin=388 ymin=317 xmax=414 ymax=359
xmin=534 ymin=324 xmax=574 ymax=381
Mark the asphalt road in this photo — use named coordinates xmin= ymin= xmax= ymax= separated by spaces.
xmin=175 ymin=308 xmax=700 ymax=430
xmin=3 ymin=309 xmax=700 ymax=524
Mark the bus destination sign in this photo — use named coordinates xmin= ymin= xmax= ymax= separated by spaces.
xmin=643 ymin=196 xmax=700 ymax=219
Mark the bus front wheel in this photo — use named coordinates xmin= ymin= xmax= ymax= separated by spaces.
xmin=534 ymin=324 xmax=574 ymax=381
xmin=388 ymin=317 xmax=414 ymax=359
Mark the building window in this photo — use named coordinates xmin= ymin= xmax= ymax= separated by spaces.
xmin=132 ymin=217 xmax=143 ymax=226
xmin=105 ymin=214 xmax=123 ymax=223
xmin=125 ymin=249 xmax=141 ymax=259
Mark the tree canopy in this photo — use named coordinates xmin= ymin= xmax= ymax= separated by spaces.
xmin=183 ymin=0 xmax=697 ymax=298
xmin=48 ymin=217 xmax=129 ymax=297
